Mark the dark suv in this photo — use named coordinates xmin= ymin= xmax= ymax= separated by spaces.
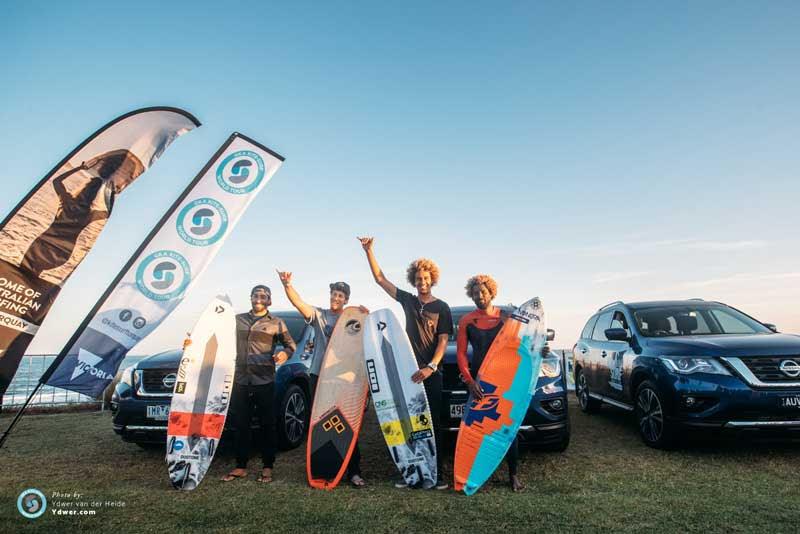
xmin=573 ymin=299 xmax=800 ymax=448
xmin=441 ymin=306 xmax=571 ymax=451
xmin=111 ymin=311 xmax=314 ymax=450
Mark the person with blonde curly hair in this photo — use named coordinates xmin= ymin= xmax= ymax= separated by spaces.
xmin=358 ymin=236 xmax=453 ymax=490
xmin=456 ymin=273 xmax=530 ymax=492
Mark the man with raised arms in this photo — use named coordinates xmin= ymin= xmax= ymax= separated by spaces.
xmin=358 ymin=236 xmax=453 ymax=490
xmin=275 ymin=272 xmax=367 ymax=488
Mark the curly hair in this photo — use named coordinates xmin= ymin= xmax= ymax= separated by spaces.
xmin=406 ymin=258 xmax=440 ymax=287
xmin=464 ymin=274 xmax=498 ymax=299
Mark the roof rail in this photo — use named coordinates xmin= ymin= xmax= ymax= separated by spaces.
xmin=689 ymin=298 xmax=705 ymax=301
xmin=598 ymin=301 xmax=623 ymax=311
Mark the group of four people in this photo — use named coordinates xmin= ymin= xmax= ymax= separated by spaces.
xmin=218 ymin=237 xmax=528 ymax=491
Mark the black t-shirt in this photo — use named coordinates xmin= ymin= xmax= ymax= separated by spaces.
xmin=394 ymin=289 xmax=454 ymax=367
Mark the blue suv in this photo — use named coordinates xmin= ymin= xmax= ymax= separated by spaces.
xmin=573 ymin=300 xmax=800 ymax=448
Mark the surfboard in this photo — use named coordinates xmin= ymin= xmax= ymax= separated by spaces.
xmin=166 ymin=295 xmax=235 ymax=490
xmin=306 ymin=306 xmax=368 ymax=490
xmin=362 ymin=309 xmax=437 ymax=488
xmin=453 ymin=297 xmax=547 ymax=495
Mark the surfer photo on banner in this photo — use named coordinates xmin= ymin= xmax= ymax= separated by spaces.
xmin=359 ymin=236 xmax=453 ymax=490
xmin=456 ymin=274 xmax=549 ymax=492
xmin=221 ymin=284 xmax=295 ymax=484
xmin=276 ymin=271 xmax=368 ymax=488
xmin=20 ymin=150 xmax=144 ymax=278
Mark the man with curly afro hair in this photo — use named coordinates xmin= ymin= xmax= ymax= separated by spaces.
xmin=358 ymin=236 xmax=453 ymax=490
xmin=456 ymin=274 xmax=540 ymax=492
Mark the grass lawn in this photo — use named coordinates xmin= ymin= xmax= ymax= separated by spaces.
xmin=1 ymin=397 xmax=798 ymax=533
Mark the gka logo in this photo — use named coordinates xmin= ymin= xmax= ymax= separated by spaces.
xmin=176 ymin=198 xmax=229 ymax=246
xmin=216 ymin=150 xmax=265 ymax=194
xmin=135 ymin=250 xmax=191 ymax=301
xmin=17 ymin=488 xmax=46 ymax=519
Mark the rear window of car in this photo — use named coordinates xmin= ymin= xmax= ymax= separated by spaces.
xmin=591 ymin=311 xmax=613 ymax=341
xmin=581 ymin=315 xmax=598 ymax=339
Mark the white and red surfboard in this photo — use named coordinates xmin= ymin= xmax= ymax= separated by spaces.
xmin=166 ymin=295 xmax=235 ymax=490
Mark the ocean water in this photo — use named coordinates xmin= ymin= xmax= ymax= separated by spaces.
xmin=2 ymin=354 xmax=147 ymax=407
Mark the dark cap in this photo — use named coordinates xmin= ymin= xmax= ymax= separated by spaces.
xmin=329 ymin=281 xmax=351 ymax=299
xmin=251 ymin=285 xmax=271 ymax=296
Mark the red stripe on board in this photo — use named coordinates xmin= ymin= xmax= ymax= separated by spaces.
xmin=167 ymin=411 xmax=225 ymax=439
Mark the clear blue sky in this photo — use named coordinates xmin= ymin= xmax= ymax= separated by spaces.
xmin=2 ymin=1 xmax=799 ymax=354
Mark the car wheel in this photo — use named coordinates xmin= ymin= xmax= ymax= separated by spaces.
xmin=635 ymin=380 xmax=675 ymax=449
xmin=277 ymin=384 xmax=308 ymax=450
xmin=575 ymin=369 xmax=601 ymax=414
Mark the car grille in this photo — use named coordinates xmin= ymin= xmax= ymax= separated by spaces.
xmin=442 ymin=363 xmax=467 ymax=390
xmin=739 ymin=357 xmax=800 ymax=383
xmin=138 ymin=369 xmax=176 ymax=395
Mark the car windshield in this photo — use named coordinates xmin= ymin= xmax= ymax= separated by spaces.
xmin=630 ymin=304 xmax=772 ymax=337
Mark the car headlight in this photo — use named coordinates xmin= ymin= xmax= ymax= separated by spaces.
xmin=659 ymin=356 xmax=730 ymax=376
xmin=539 ymin=356 xmax=561 ymax=378
xmin=119 ymin=365 xmax=136 ymax=387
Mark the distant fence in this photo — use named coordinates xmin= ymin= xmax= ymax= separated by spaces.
xmin=2 ymin=354 xmax=144 ymax=410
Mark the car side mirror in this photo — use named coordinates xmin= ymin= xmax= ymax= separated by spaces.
xmin=605 ymin=328 xmax=630 ymax=342
xmin=546 ymin=329 xmax=555 ymax=342
xmin=763 ymin=323 xmax=778 ymax=333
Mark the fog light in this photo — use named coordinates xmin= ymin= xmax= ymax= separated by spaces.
xmin=684 ymin=396 xmax=696 ymax=408
xmin=551 ymin=399 xmax=564 ymax=411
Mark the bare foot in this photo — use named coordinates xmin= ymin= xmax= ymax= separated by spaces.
xmin=257 ymin=467 xmax=273 ymax=483
xmin=221 ymin=468 xmax=247 ymax=482
xmin=510 ymin=475 xmax=524 ymax=492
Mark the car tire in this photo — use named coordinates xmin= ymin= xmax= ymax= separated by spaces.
xmin=277 ymin=384 xmax=308 ymax=450
xmin=575 ymin=369 xmax=601 ymax=414
xmin=634 ymin=380 xmax=676 ymax=449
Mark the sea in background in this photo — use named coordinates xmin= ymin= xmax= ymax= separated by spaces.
xmin=3 ymin=354 xmax=147 ymax=407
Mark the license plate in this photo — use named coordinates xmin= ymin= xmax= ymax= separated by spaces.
xmin=450 ymin=403 xmax=465 ymax=418
xmin=146 ymin=405 xmax=170 ymax=420
xmin=780 ymin=395 xmax=800 ymax=409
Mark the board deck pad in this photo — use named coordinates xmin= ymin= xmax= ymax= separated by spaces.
xmin=166 ymin=295 xmax=235 ymax=490
xmin=306 ymin=307 xmax=368 ymax=489
xmin=453 ymin=297 xmax=547 ymax=495
xmin=363 ymin=309 xmax=436 ymax=488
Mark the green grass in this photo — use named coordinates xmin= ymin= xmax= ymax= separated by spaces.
xmin=1 ymin=398 xmax=798 ymax=533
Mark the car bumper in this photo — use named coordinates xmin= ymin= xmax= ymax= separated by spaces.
xmin=442 ymin=382 xmax=570 ymax=446
xmin=655 ymin=369 xmax=800 ymax=432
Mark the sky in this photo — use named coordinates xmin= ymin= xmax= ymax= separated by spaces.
xmin=1 ymin=1 xmax=799 ymax=355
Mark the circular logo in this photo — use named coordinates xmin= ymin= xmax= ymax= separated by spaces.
xmin=133 ymin=317 xmax=147 ymax=329
xmin=162 ymin=373 xmax=177 ymax=389
xmin=173 ymin=440 xmax=184 ymax=451
xmin=119 ymin=309 xmax=133 ymax=322
xmin=345 ymin=319 xmax=361 ymax=336
xmin=780 ymin=360 xmax=800 ymax=378
xmin=135 ymin=250 xmax=191 ymax=301
xmin=216 ymin=151 xmax=265 ymax=194
xmin=176 ymin=198 xmax=229 ymax=246
xmin=17 ymin=488 xmax=46 ymax=519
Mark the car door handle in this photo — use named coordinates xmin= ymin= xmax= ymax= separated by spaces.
xmin=580 ymin=348 xmax=588 ymax=354
xmin=601 ymin=351 xmax=607 ymax=358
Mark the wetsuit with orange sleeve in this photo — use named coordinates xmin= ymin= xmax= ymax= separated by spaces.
xmin=456 ymin=307 xmax=519 ymax=476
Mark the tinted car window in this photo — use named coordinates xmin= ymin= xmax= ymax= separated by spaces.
xmin=581 ymin=315 xmax=598 ymax=339
xmin=610 ymin=311 xmax=629 ymax=331
xmin=709 ymin=308 xmax=759 ymax=334
xmin=591 ymin=311 xmax=613 ymax=341
xmin=632 ymin=304 xmax=771 ymax=337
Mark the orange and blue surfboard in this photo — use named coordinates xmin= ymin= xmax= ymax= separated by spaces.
xmin=453 ymin=297 xmax=546 ymax=495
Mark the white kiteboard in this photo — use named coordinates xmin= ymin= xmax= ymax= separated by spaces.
xmin=362 ymin=309 xmax=437 ymax=488
xmin=166 ymin=295 xmax=235 ymax=490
